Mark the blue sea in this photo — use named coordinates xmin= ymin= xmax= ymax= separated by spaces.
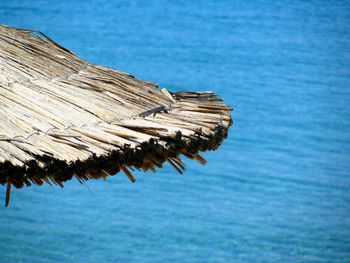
xmin=1 ymin=1 xmax=350 ymax=262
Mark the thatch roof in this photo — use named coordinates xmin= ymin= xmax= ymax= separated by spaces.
xmin=0 ymin=25 xmax=232 ymax=206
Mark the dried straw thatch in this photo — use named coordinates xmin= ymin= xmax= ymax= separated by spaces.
xmin=0 ymin=25 xmax=232 ymax=206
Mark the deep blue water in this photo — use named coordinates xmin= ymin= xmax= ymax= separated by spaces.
xmin=1 ymin=1 xmax=350 ymax=262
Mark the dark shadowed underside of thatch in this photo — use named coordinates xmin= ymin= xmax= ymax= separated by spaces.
xmin=0 ymin=25 xmax=232 ymax=205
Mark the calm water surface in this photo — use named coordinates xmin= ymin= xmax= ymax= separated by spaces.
xmin=1 ymin=1 xmax=350 ymax=262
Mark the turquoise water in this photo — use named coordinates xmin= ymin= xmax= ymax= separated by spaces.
xmin=1 ymin=1 xmax=350 ymax=262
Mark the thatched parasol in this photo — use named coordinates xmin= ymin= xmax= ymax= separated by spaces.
xmin=0 ymin=25 xmax=232 ymax=206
